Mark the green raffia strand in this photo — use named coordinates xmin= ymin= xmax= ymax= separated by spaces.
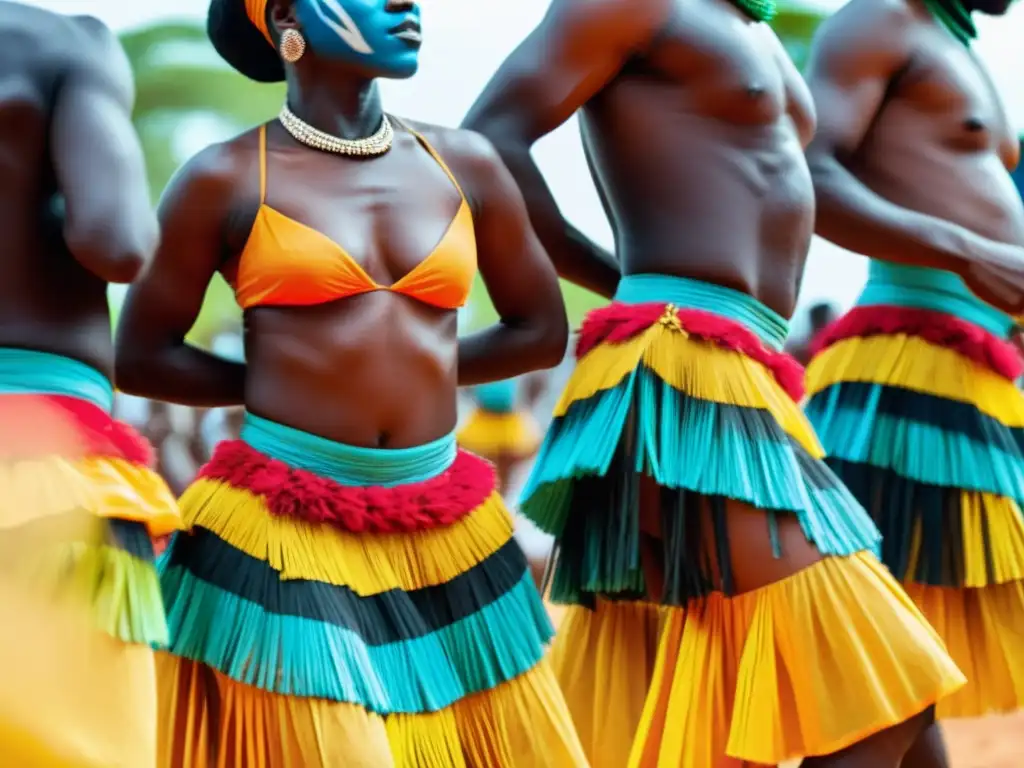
xmin=922 ymin=0 xmax=977 ymax=46
xmin=734 ymin=0 xmax=776 ymax=22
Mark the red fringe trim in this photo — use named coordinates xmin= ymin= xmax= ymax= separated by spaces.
xmin=576 ymin=302 xmax=806 ymax=401
xmin=0 ymin=394 xmax=153 ymax=465
xmin=198 ymin=440 xmax=497 ymax=534
xmin=809 ymin=305 xmax=1024 ymax=381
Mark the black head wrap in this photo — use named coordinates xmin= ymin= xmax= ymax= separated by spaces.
xmin=207 ymin=0 xmax=285 ymax=82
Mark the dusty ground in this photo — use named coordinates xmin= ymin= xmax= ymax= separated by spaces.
xmin=943 ymin=713 xmax=1023 ymax=768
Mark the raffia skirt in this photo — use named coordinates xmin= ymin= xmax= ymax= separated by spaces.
xmin=519 ymin=274 xmax=965 ymax=767
xmin=457 ymin=408 xmax=541 ymax=462
xmin=0 ymin=349 xmax=181 ymax=767
xmin=156 ymin=414 xmax=586 ymax=767
xmin=806 ymin=285 xmax=1024 ymax=719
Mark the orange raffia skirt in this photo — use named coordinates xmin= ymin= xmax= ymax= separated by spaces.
xmin=156 ymin=413 xmax=586 ymax=767
xmin=805 ymin=262 xmax=1024 ymax=718
xmin=520 ymin=273 xmax=965 ymax=766
xmin=0 ymin=350 xmax=181 ymax=767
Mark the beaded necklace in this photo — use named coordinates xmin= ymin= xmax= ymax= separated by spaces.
xmin=922 ymin=0 xmax=977 ymax=45
xmin=278 ymin=106 xmax=394 ymax=157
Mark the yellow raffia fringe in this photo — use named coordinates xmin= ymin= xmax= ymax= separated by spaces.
xmin=549 ymin=601 xmax=665 ymax=768
xmin=556 ymin=323 xmax=823 ymax=456
xmin=901 ymin=491 xmax=1024 ymax=588
xmin=0 ymin=455 xmax=181 ymax=536
xmin=627 ymin=552 xmax=964 ymax=766
xmin=180 ymin=479 xmax=515 ymax=595
xmin=0 ymin=576 xmax=157 ymax=768
xmin=806 ymin=335 xmax=1024 ymax=427
xmin=903 ymin=581 xmax=1024 ymax=719
xmin=386 ymin=662 xmax=588 ymax=768
xmin=157 ymin=655 xmax=587 ymax=768
xmin=157 ymin=653 xmax=393 ymax=768
xmin=456 ymin=409 xmax=541 ymax=460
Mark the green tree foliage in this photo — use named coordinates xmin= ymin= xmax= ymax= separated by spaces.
xmin=114 ymin=21 xmax=283 ymax=345
xmin=772 ymin=2 xmax=826 ymax=71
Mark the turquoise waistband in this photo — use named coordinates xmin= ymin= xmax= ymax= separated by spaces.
xmin=0 ymin=348 xmax=113 ymax=412
xmin=858 ymin=261 xmax=1015 ymax=338
xmin=241 ymin=413 xmax=458 ymax=487
xmin=614 ymin=273 xmax=790 ymax=350
xmin=474 ymin=379 xmax=516 ymax=413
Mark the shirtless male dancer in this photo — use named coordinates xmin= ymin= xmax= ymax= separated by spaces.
xmin=802 ymin=0 xmax=1024 ymax=758
xmin=464 ymin=0 xmax=968 ymax=765
xmin=0 ymin=4 xmax=179 ymax=765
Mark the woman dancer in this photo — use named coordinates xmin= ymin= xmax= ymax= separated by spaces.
xmin=115 ymin=0 xmax=584 ymax=765
xmin=457 ymin=375 xmax=544 ymax=494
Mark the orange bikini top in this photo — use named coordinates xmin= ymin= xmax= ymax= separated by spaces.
xmin=223 ymin=121 xmax=477 ymax=311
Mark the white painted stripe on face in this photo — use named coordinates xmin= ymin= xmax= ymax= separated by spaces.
xmin=311 ymin=0 xmax=374 ymax=54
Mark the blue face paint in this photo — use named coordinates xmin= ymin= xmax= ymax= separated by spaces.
xmin=294 ymin=0 xmax=422 ymax=78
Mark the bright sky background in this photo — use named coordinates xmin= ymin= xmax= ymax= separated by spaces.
xmin=26 ymin=0 xmax=1024 ymax=330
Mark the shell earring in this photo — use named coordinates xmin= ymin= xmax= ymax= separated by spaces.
xmin=280 ymin=29 xmax=306 ymax=63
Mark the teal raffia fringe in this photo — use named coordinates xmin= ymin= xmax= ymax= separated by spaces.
xmin=158 ymin=532 xmax=552 ymax=713
xmin=473 ymin=379 xmax=518 ymax=414
xmin=520 ymin=366 xmax=880 ymax=605
xmin=806 ymin=382 xmax=1024 ymax=503
xmin=805 ymin=380 xmax=1024 ymax=587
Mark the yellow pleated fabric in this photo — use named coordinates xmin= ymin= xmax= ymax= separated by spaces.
xmin=556 ymin=322 xmax=823 ymax=457
xmin=0 ymin=576 xmax=157 ymax=768
xmin=456 ymin=409 xmax=541 ymax=460
xmin=158 ymin=653 xmax=393 ymax=768
xmin=548 ymin=601 xmax=665 ymax=768
xmin=158 ymin=654 xmax=586 ymax=768
xmin=627 ymin=553 xmax=965 ymax=766
xmin=904 ymin=581 xmax=1024 ymax=718
xmin=386 ymin=662 xmax=587 ymax=768
xmin=805 ymin=334 xmax=1024 ymax=427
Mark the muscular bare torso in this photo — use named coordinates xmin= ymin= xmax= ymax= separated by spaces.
xmin=852 ymin=2 xmax=1023 ymax=249
xmin=583 ymin=0 xmax=816 ymax=317
xmin=0 ymin=5 xmax=114 ymax=374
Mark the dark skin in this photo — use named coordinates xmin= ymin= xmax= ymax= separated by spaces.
xmin=115 ymin=0 xmax=566 ymax=450
xmin=805 ymin=0 xmax=1024 ymax=313
xmin=465 ymin=0 xmax=936 ymax=763
xmin=0 ymin=3 xmax=155 ymax=378
xmin=463 ymin=0 xmax=817 ymax=315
